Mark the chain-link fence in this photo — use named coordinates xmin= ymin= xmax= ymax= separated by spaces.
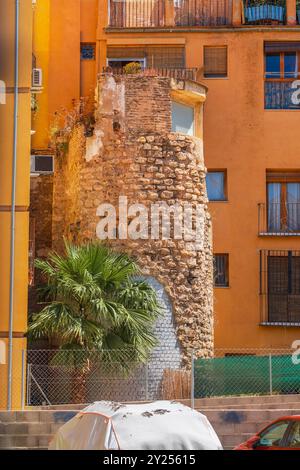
xmin=1 ymin=347 xmax=300 ymax=409
xmin=194 ymin=349 xmax=300 ymax=398
xmin=21 ymin=349 xmax=190 ymax=407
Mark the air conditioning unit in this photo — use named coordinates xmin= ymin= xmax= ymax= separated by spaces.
xmin=32 ymin=68 xmax=43 ymax=89
xmin=31 ymin=155 xmax=54 ymax=175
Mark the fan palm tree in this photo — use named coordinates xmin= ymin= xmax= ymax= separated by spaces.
xmin=28 ymin=241 xmax=161 ymax=402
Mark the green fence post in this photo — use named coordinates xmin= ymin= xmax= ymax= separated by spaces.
xmin=269 ymin=353 xmax=273 ymax=395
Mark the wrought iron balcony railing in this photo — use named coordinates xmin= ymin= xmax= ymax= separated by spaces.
xmin=108 ymin=0 xmax=233 ymax=28
xmin=243 ymin=0 xmax=286 ymax=25
xmin=174 ymin=0 xmax=233 ymax=27
xmin=109 ymin=0 xmax=165 ymax=28
xmin=107 ymin=0 xmax=300 ymax=28
xmin=260 ymin=250 xmax=300 ymax=325
xmin=103 ymin=66 xmax=200 ymax=82
xmin=265 ymin=81 xmax=300 ymax=110
xmin=259 ymin=202 xmax=300 ymax=236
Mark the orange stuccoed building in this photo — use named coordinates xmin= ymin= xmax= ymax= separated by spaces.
xmin=31 ymin=0 xmax=300 ymax=352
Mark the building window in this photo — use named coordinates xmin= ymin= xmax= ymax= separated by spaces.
xmin=206 ymin=171 xmax=227 ymax=201
xmin=267 ymin=172 xmax=300 ymax=233
xmin=265 ymin=42 xmax=300 ymax=110
xmin=260 ymin=250 xmax=300 ymax=324
xmin=80 ymin=43 xmax=96 ymax=61
xmin=107 ymin=46 xmax=185 ymax=69
xmin=214 ymin=254 xmax=229 ymax=287
xmin=204 ymin=46 xmax=228 ymax=78
xmin=171 ymin=101 xmax=195 ymax=136
xmin=107 ymin=58 xmax=146 ymax=70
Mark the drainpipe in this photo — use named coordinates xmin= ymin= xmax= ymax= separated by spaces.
xmin=7 ymin=0 xmax=20 ymax=411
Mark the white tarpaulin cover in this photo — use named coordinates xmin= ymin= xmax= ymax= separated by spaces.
xmin=49 ymin=401 xmax=223 ymax=450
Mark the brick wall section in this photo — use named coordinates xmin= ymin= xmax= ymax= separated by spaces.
xmin=125 ymin=76 xmax=172 ymax=134
xmin=51 ymin=74 xmax=214 ymax=366
xmin=30 ymin=175 xmax=53 ymax=258
xmin=52 ymin=125 xmax=86 ymax=252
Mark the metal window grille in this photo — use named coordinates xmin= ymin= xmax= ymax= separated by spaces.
xmin=80 ymin=43 xmax=96 ymax=61
xmin=260 ymin=250 xmax=300 ymax=324
xmin=214 ymin=254 xmax=229 ymax=287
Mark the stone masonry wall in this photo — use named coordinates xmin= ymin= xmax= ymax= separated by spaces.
xmin=52 ymin=75 xmax=214 ymax=367
xmin=30 ymin=175 xmax=53 ymax=258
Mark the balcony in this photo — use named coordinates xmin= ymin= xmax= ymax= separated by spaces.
xmin=107 ymin=0 xmax=299 ymax=28
xmin=243 ymin=0 xmax=286 ymax=25
xmin=258 ymin=202 xmax=300 ymax=236
xmin=103 ymin=65 xmax=200 ymax=82
xmin=108 ymin=0 xmax=233 ymax=28
xmin=174 ymin=0 xmax=233 ymax=26
xmin=265 ymin=81 xmax=300 ymax=109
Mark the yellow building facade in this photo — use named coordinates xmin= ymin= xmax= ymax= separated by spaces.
xmin=32 ymin=0 xmax=300 ymax=352
xmin=0 ymin=0 xmax=33 ymax=409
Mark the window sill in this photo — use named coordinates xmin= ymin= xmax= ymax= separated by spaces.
xmin=208 ymin=200 xmax=229 ymax=203
xmin=260 ymin=322 xmax=300 ymax=327
xmin=214 ymin=286 xmax=230 ymax=289
xmin=259 ymin=232 xmax=300 ymax=237
xmin=203 ymin=77 xmax=229 ymax=80
xmin=265 ymin=109 xmax=300 ymax=112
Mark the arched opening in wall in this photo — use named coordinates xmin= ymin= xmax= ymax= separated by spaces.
xmin=142 ymin=277 xmax=191 ymax=401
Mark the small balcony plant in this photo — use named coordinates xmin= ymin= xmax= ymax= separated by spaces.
xmin=244 ymin=0 xmax=286 ymax=24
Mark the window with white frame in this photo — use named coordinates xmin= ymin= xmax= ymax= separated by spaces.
xmin=171 ymin=101 xmax=195 ymax=136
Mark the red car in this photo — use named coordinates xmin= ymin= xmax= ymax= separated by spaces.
xmin=235 ymin=416 xmax=300 ymax=450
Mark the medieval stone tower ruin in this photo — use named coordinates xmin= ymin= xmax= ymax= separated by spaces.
xmin=32 ymin=73 xmax=214 ymax=397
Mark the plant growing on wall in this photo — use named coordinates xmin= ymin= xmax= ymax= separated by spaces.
xmin=28 ymin=241 xmax=161 ymax=403
xmin=123 ymin=62 xmax=142 ymax=74
xmin=50 ymin=95 xmax=95 ymax=160
xmin=31 ymin=94 xmax=39 ymax=114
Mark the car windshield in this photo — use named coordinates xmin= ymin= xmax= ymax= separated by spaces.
xmin=287 ymin=422 xmax=300 ymax=449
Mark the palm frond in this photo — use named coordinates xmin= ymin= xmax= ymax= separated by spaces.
xmin=29 ymin=241 xmax=161 ymax=368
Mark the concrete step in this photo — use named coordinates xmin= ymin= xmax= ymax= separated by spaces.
xmin=2 ymin=447 xmax=47 ymax=451
xmin=0 ymin=422 xmax=62 ymax=435
xmin=209 ymin=420 xmax=265 ymax=436
xmin=199 ymin=402 xmax=300 ymax=410
xmin=203 ymin=408 xmax=300 ymax=425
xmin=0 ymin=410 xmax=77 ymax=424
xmin=195 ymin=394 xmax=300 ymax=407
xmin=1 ymin=405 xmax=299 ymax=450
xmin=220 ymin=433 xmax=254 ymax=449
xmin=0 ymin=434 xmax=52 ymax=449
